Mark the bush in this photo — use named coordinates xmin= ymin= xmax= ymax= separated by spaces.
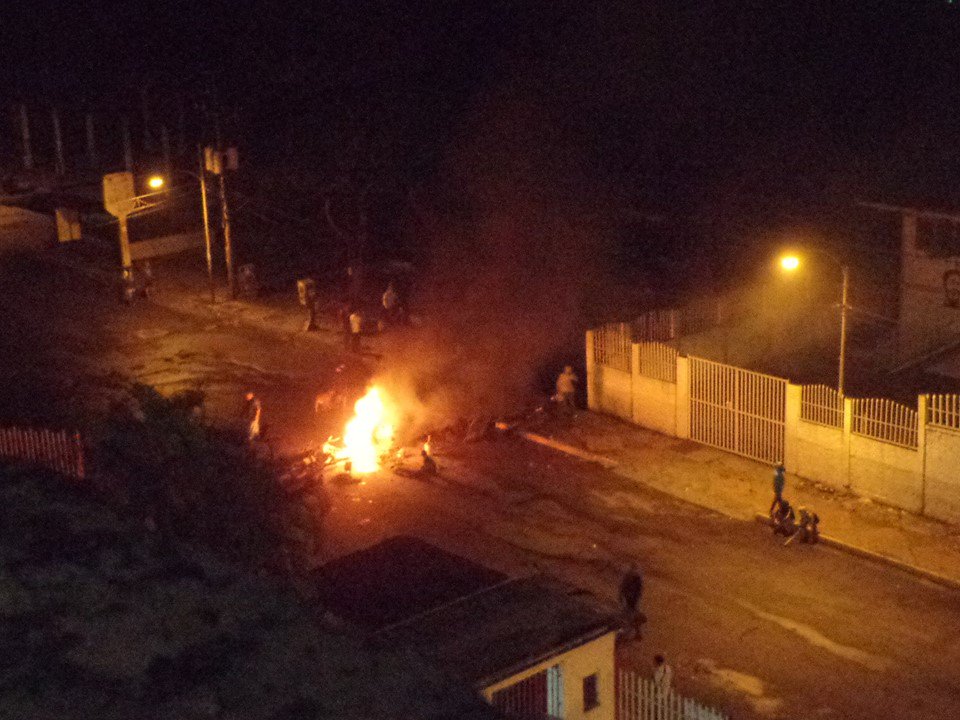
xmin=94 ymin=385 xmax=326 ymax=575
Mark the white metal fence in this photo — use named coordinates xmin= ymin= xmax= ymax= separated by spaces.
xmin=618 ymin=671 xmax=729 ymax=720
xmin=689 ymin=356 xmax=787 ymax=465
xmin=0 ymin=426 xmax=85 ymax=480
xmin=927 ymin=394 xmax=960 ymax=431
xmin=851 ymin=398 xmax=918 ymax=449
xmin=638 ymin=342 xmax=678 ymax=383
xmin=595 ymin=323 xmax=633 ymax=372
xmin=800 ymin=384 xmax=844 ymax=428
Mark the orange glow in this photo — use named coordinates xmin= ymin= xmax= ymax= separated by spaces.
xmin=147 ymin=175 xmax=165 ymax=190
xmin=780 ymin=255 xmax=800 ymax=272
xmin=324 ymin=387 xmax=394 ymax=473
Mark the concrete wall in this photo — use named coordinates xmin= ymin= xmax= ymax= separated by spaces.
xmin=921 ymin=426 xmax=960 ymax=524
xmin=630 ymin=374 xmax=676 ymax=436
xmin=847 ymin=434 xmax=923 ymax=512
xmin=587 ymin=333 xmax=957 ymax=521
xmin=483 ymin=631 xmax=616 ymax=720
xmin=630 ymin=345 xmax=677 ymax=436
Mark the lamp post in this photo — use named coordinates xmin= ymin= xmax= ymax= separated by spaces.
xmin=779 ymin=251 xmax=850 ymax=395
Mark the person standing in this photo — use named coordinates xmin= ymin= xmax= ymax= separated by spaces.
xmin=619 ymin=562 xmax=644 ymax=637
xmin=348 ymin=308 xmax=363 ymax=354
xmin=653 ymin=655 xmax=674 ymax=695
xmin=244 ymin=391 xmax=262 ymax=442
xmin=382 ymin=281 xmax=399 ymax=325
xmin=770 ymin=463 xmax=786 ymax=514
xmin=555 ymin=365 xmax=578 ymax=412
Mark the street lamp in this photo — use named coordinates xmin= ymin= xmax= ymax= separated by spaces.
xmin=779 ymin=250 xmax=850 ymax=395
xmin=147 ymin=175 xmax=165 ymax=190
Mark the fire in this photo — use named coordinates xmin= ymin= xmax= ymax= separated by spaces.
xmin=324 ymin=387 xmax=394 ymax=474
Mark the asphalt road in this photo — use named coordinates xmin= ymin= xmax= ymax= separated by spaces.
xmin=4 ymin=249 xmax=960 ymax=719
xmin=322 ymin=436 xmax=960 ymax=720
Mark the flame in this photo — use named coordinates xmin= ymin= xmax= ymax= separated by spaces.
xmin=324 ymin=387 xmax=394 ymax=474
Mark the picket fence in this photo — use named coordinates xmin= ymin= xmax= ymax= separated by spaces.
xmin=618 ymin=672 xmax=729 ymax=720
xmin=0 ymin=426 xmax=85 ymax=480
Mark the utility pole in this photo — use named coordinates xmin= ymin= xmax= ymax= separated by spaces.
xmin=218 ymin=164 xmax=235 ymax=298
xmin=122 ymin=118 xmax=133 ymax=171
xmin=85 ymin=113 xmax=97 ymax=168
xmin=198 ymin=146 xmax=216 ymax=303
xmin=51 ymin=108 xmax=66 ymax=176
xmin=838 ymin=265 xmax=850 ymax=396
xmin=19 ymin=104 xmax=33 ymax=170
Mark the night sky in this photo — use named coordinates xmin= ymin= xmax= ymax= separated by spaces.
xmin=5 ymin=1 xmax=960 ymax=303
xmin=6 ymin=2 xmax=959 ymax=199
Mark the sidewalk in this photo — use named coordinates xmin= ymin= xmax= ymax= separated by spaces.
xmin=543 ymin=412 xmax=960 ymax=589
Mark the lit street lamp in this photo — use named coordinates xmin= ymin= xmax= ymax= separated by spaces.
xmin=779 ymin=250 xmax=850 ymax=395
xmin=147 ymin=175 xmax=165 ymax=190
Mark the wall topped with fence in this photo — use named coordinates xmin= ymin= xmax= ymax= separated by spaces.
xmin=801 ymin=384 xmax=844 ymax=428
xmin=617 ymin=671 xmax=729 ymax=720
xmin=0 ymin=426 xmax=85 ymax=480
xmin=588 ymin=327 xmax=960 ymax=524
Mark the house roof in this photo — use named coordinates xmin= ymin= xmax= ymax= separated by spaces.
xmin=315 ymin=536 xmax=620 ymax=687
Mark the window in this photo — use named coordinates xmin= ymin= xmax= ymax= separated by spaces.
xmin=583 ymin=673 xmax=599 ymax=712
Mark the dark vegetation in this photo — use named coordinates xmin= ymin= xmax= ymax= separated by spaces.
xmin=93 ymin=384 xmax=328 ymax=577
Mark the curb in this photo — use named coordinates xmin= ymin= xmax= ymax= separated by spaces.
xmin=512 ymin=429 xmax=960 ymax=594
xmin=752 ymin=513 xmax=960 ymax=592
xmin=513 ymin=430 xmax=618 ymax=469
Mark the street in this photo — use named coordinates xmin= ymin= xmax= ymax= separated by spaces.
xmin=3 ymin=250 xmax=960 ymax=720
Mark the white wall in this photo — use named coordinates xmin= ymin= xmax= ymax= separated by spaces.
xmin=592 ymin=365 xmax=632 ymax=422
xmin=923 ymin=426 xmax=960 ymax=524
xmin=631 ymin=374 xmax=676 ymax=436
xmin=586 ymin=333 xmax=960 ymax=521
xmin=847 ymin=434 xmax=923 ymax=512
xmin=483 ymin=632 xmax=616 ymax=720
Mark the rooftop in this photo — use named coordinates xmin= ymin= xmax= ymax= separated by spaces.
xmin=314 ymin=536 xmax=620 ymax=687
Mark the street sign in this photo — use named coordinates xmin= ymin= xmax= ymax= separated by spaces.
xmin=103 ymin=171 xmax=135 ymax=218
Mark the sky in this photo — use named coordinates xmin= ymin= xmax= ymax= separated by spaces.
xmin=4 ymin=1 xmax=959 ymax=206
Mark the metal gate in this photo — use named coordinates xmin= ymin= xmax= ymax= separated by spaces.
xmin=689 ymin=357 xmax=786 ymax=464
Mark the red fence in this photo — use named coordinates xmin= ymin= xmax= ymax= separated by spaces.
xmin=0 ymin=427 xmax=85 ymax=479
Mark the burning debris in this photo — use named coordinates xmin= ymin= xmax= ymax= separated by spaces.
xmin=323 ymin=387 xmax=396 ymax=474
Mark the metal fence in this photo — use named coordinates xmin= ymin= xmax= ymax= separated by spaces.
xmin=851 ymin=398 xmax=918 ymax=449
xmin=618 ymin=671 xmax=729 ymax=720
xmin=800 ymin=384 xmax=844 ymax=428
xmin=637 ymin=342 xmax=678 ymax=383
xmin=689 ymin=356 xmax=787 ymax=465
xmin=632 ymin=294 xmax=751 ymax=343
xmin=927 ymin=394 xmax=960 ymax=431
xmin=0 ymin=426 xmax=85 ymax=480
xmin=490 ymin=666 xmax=562 ymax=720
xmin=594 ymin=323 xmax=632 ymax=372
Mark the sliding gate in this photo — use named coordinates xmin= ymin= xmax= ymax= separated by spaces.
xmin=689 ymin=357 xmax=786 ymax=465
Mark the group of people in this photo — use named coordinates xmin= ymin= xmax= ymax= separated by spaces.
xmin=619 ymin=562 xmax=674 ymax=694
xmin=770 ymin=464 xmax=820 ymax=544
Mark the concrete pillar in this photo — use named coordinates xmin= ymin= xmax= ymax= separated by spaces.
xmin=842 ymin=397 xmax=853 ymax=489
xmin=586 ymin=330 xmax=597 ymax=411
xmin=675 ymin=355 xmax=690 ymax=439
xmin=630 ymin=343 xmax=642 ymax=425
xmin=918 ymin=394 xmax=928 ymax=515
xmin=783 ymin=383 xmax=801 ymax=470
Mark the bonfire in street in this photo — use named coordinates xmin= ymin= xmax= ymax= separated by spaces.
xmin=323 ymin=387 xmax=395 ymax=474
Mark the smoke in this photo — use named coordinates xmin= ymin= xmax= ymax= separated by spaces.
xmin=375 ymin=82 xmax=617 ymax=432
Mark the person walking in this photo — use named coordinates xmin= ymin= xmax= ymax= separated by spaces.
xmin=244 ymin=391 xmax=262 ymax=442
xmin=619 ymin=562 xmax=644 ymax=638
xmin=770 ymin=463 xmax=786 ymax=514
xmin=555 ymin=365 xmax=578 ymax=413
